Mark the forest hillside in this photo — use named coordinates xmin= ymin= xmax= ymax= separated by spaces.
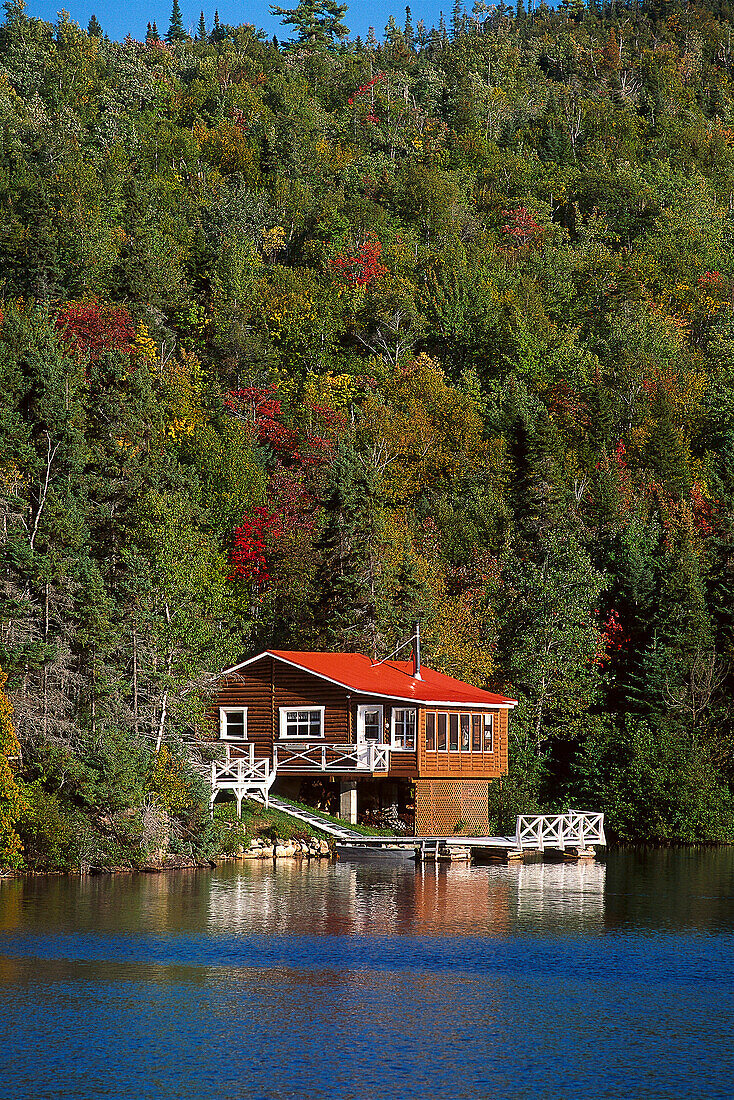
xmin=2 ymin=0 xmax=734 ymax=870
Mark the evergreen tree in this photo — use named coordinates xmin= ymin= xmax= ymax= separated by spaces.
xmin=166 ymin=0 xmax=188 ymax=43
xmin=270 ymin=0 xmax=349 ymax=47
xmin=2 ymin=0 xmax=27 ymax=27
xmin=496 ymin=532 xmax=606 ymax=749
xmin=384 ymin=14 xmax=404 ymax=49
xmin=196 ymin=10 xmax=207 ymax=40
xmin=87 ymin=13 xmax=102 ymax=37
xmin=451 ymin=0 xmax=466 ymax=38
xmin=508 ymin=409 xmax=564 ymax=549
xmin=472 ymin=0 xmax=489 ymax=30
xmin=313 ymin=437 xmax=379 ymax=652
xmin=404 ymin=5 xmax=415 ymax=50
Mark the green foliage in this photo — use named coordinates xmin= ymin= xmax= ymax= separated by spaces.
xmin=574 ymin=716 xmax=734 ymax=843
xmin=1 ymin=0 xmax=734 ymax=856
xmin=16 ymin=785 xmax=80 ymax=872
xmin=0 ymin=666 xmax=25 ymax=870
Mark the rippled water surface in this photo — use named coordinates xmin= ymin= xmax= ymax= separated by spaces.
xmin=1 ymin=849 xmax=734 ymax=1099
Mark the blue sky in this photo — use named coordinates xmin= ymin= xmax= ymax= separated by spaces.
xmin=23 ymin=1 xmax=463 ymax=43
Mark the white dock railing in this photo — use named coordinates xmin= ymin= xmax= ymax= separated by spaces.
xmin=274 ymin=741 xmax=390 ymax=773
xmin=515 ymin=811 xmax=605 ymax=852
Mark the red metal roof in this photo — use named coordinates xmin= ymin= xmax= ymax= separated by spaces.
xmin=231 ymin=650 xmax=516 ymax=707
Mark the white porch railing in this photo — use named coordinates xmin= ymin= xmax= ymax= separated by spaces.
xmin=273 ymin=740 xmax=390 ymax=773
xmin=515 ymin=810 xmax=606 ymax=852
xmin=210 ymin=742 xmax=275 ymax=812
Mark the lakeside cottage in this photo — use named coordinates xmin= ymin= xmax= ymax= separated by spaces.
xmin=212 ymin=645 xmax=516 ymax=836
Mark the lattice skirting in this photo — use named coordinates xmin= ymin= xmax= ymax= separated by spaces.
xmin=415 ymin=779 xmax=490 ymax=836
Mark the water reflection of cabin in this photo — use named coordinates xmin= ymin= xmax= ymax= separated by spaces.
xmin=213 ymin=649 xmax=517 ymax=836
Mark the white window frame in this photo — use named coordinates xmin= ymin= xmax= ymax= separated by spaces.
xmin=424 ymin=709 xmax=495 ymax=753
xmin=391 ymin=708 xmax=416 ymax=751
xmin=459 ymin=712 xmax=471 ymax=752
xmin=484 ymin=713 xmax=494 ymax=753
xmin=356 ymin=704 xmax=384 ymax=744
xmin=219 ymin=706 xmax=248 ymax=740
xmin=278 ymin=706 xmax=325 ymax=739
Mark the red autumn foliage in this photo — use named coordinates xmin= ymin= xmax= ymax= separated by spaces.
xmin=697 ymin=270 xmax=725 ymax=290
xmin=225 ymin=385 xmax=299 ymax=460
xmin=347 ymin=72 xmax=385 ymax=107
xmin=594 ymin=440 xmax=633 ymax=513
xmin=229 ymin=507 xmax=283 ymax=586
xmin=230 ymin=107 xmax=248 ymax=131
xmin=269 ymin=467 xmax=318 ymax=536
xmin=224 ymin=386 xmax=340 ymax=468
xmin=55 ymin=300 xmax=136 ymax=362
xmin=593 ymin=609 xmax=627 ymax=665
xmin=330 ymin=239 xmax=388 ymax=287
xmin=547 ymin=382 xmax=590 ymax=429
xmin=308 ymin=402 xmax=348 ymax=430
xmin=501 ymin=207 xmax=542 ymax=245
xmin=647 ymin=480 xmax=718 ymax=544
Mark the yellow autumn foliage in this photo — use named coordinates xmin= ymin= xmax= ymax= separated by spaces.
xmin=262 ymin=225 xmax=286 ymax=259
xmin=160 ymin=348 xmax=207 ymax=440
xmin=133 ymin=322 xmax=158 ymax=364
xmin=361 ymin=354 xmax=487 ymax=503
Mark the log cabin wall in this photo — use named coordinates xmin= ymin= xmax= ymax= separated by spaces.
xmin=216 ymin=657 xmax=274 ymax=760
xmin=272 ymin=662 xmax=349 ymax=740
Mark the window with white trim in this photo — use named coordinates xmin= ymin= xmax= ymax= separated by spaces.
xmin=219 ymin=707 xmax=247 ymax=740
xmin=391 ymin=708 xmax=416 ymax=750
xmin=279 ymin=706 xmax=325 ymax=739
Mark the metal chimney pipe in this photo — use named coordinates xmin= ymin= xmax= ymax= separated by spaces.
xmin=413 ymin=621 xmax=422 ymax=679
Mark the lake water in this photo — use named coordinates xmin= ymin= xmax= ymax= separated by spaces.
xmin=1 ymin=849 xmax=733 ymax=1099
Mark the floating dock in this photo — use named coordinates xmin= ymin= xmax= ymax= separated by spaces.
xmin=335 ymin=812 xmax=606 ymax=864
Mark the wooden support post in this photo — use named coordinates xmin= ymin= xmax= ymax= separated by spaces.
xmin=340 ymin=780 xmax=358 ymax=824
